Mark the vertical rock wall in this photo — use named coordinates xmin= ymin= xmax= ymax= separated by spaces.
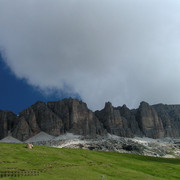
xmin=1 ymin=98 xmax=180 ymax=141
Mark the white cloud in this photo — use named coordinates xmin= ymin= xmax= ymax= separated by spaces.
xmin=1 ymin=0 xmax=180 ymax=110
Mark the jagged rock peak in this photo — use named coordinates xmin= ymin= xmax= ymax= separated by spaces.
xmin=1 ymin=98 xmax=180 ymax=141
xmin=137 ymin=101 xmax=165 ymax=138
xmin=139 ymin=101 xmax=150 ymax=107
xmin=8 ymin=98 xmax=105 ymax=141
xmin=122 ymin=104 xmax=127 ymax=108
xmin=104 ymin=102 xmax=113 ymax=113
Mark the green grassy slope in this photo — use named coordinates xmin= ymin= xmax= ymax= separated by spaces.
xmin=0 ymin=143 xmax=180 ymax=180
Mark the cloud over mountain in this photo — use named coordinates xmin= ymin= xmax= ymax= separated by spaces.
xmin=0 ymin=0 xmax=180 ymax=110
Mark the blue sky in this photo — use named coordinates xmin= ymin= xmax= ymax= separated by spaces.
xmin=0 ymin=53 xmax=76 ymax=114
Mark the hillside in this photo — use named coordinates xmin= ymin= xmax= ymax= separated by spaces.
xmin=0 ymin=143 xmax=180 ymax=179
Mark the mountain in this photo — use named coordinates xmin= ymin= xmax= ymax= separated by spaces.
xmin=1 ymin=98 xmax=180 ymax=141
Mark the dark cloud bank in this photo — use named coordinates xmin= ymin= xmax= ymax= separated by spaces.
xmin=0 ymin=0 xmax=180 ymax=110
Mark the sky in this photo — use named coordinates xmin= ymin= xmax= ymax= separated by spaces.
xmin=0 ymin=54 xmax=78 ymax=114
xmin=1 ymin=0 xmax=180 ymax=113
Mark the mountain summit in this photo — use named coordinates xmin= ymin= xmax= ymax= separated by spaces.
xmin=1 ymin=98 xmax=180 ymax=141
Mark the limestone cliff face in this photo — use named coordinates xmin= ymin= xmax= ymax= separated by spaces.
xmin=31 ymin=101 xmax=63 ymax=136
xmin=0 ymin=110 xmax=17 ymax=139
xmin=1 ymin=98 xmax=180 ymax=141
xmin=10 ymin=98 xmax=105 ymax=141
xmin=153 ymin=104 xmax=180 ymax=137
xmin=12 ymin=117 xmax=33 ymax=141
xmin=136 ymin=102 xmax=165 ymax=138
xmin=118 ymin=105 xmax=142 ymax=137
xmin=95 ymin=102 xmax=133 ymax=137
xmin=12 ymin=101 xmax=63 ymax=140
xmin=47 ymin=98 xmax=105 ymax=136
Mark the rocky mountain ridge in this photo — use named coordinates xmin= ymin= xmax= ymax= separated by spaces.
xmin=1 ymin=98 xmax=180 ymax=141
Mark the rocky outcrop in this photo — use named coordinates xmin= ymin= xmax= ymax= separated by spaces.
xmin=153 ymin=104 xmax=180 ymax=137
xmin=118 ymin=105 xmax=142 ymax=137
xmin=47 ymin=98 xmax=105 ymax=136
xmin=1 ymin=98 xmax=180 ymax=141
xmin=95 ymin=101 xmax=166 ymax=138
xmin=0 ymin=110 xmax=17 ymax=139
xmin=136 ymin=102 xmax=165 ymax=138
xmin=10 ymin=98 xmax=105 ymax=141
xmin=95 ymin=102 xmax=133 ymax=137
xmin=34 ymin=136 xmax=180 ymax=158
xmin=31 ymin=101 xmax=63 ymax=136
xmin=12 ymin=117 xmax=34 ymax=141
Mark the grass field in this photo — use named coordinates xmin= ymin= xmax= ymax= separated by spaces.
xmin=0 ymin=143 xmax=180 ymax=180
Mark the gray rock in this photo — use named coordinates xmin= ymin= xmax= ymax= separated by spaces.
xmin=95 ymin=102 xmax=132 ymax=137
xmin=153 ymin=104 xmax=180 ymax=137
xmin=11 ymin=98 xmax=105 ymax=140
xmin=47 ymin=98 xmax=105 ymax=136
xmin=1 ymin=98 xmax=180 ymax=141
xmin=136 ymin=102 xmax=165 ymax=138
xmin=0 ymin=110 xmax=17 ymax=139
